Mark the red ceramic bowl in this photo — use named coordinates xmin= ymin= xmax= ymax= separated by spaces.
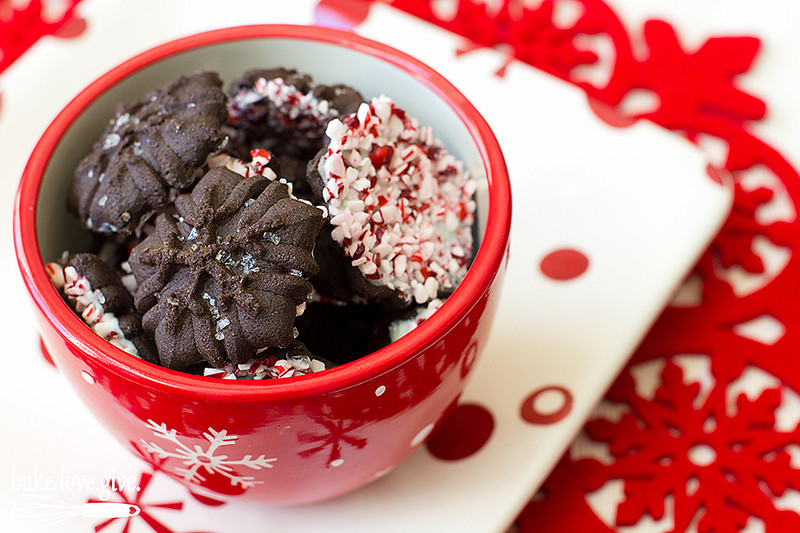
xmin=14 ymin=25 xmax=511 ymax=505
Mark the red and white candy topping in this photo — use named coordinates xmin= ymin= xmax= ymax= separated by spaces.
xmin=46 ymin=262 xmax=138 ymax=357
xmin=320 ymin=96 xmax=477 ymax=304
xmin=228 ymin=76 xmax=334 ymax=131
xmin=202 ymin=352 xmax=326 ymax=380
xmin=207 ymin=148 xmax=276 ymax=180
xmin=389 ymin=298 xmax=444 ymax=341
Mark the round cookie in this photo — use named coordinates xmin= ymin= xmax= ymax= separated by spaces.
xmin=128 ymin=166 xmax=324 ymax=370
xmin=306 ymin=95 xmax=477 ymax=306
xmin=68 ymin=71 xmax=229 ymax=237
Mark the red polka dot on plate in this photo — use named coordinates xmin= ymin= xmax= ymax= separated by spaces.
xmin=426 ymin=403 xmax=494 ymax=461
xmin=53 ymin=16 xmax=87 ymax=39
xmin=705 ymin=163 xmax=728 ymax=185
xmin=313 ymin=0 xmax=372 ymax=30
xmin=540 ymin=248 xmax=589 ymax=280
xmin=520 ymin=385 xmax=573 ymax=425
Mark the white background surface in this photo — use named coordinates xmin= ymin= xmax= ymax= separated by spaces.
xmin=2 ymin=0 xmax=784 ymax=531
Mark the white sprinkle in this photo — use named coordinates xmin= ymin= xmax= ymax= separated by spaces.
xmin=413 ymin=283 xmax=428 ymax=304
xmin=113 ymin=113 xmax=130 ymax=130
xmin=103 ymin=133 xmax=121 ymax=150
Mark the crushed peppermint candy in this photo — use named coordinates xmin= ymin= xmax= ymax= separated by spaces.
xmin=228 ymin=76 xmax=335 ymax=138
xmin=208 ymin=149 xmax=329 ymax=224
xmin=46 ymin=262 xmax=139 ymax=357
xmin=207 ymin=148 xmax=277 ymax=180
xmin=388 ymin=298 xmax=444 ymax=342
xmin=320 ymin=95 xmax=477 ymax=304
xmin=202 ymin=352 xmax=327 ymax=380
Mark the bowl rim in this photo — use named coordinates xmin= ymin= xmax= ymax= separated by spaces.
xmin=14 ymin=24 xmax=511 ymax=401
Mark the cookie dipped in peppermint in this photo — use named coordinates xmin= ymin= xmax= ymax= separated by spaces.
xmin=46 ymin=253 xmax=158 ymax=364
xmin=306 ymin=95 xmax=477 ymax=307
xmin=226 ymin=68 xmax=364 ymax=162
xmin=68 ymin=71 xmax=229 ymax=237
xmin=128 ymin=166 xmax=324 ymax=370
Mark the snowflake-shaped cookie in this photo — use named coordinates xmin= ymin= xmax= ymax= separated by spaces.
xmin=68 ymin=71 xmax=229 ymax=236
xmin=129 ymin=166 xmax=324 ymax=370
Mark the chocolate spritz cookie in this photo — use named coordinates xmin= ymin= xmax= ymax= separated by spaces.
xmin=307 ymin=95 xmax=477 ymax=307
xmin=128 ymin=166 xmax=324 ymax=370
xmin=68 ymin=71 xmax=228 ymax=236
xmin=46 ymin=252 xmax=158 ymax=363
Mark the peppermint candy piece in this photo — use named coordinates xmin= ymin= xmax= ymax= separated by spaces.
xmin=46 ymin=253 xmax=157 ymax=363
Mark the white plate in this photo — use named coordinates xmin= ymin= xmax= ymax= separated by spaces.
xmin=0 ymin=1 xmax=730 ymax=532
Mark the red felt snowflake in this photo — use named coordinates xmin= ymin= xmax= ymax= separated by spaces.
xmin=0 ymin=0 xmax=84 ymax=75
xmin=0 ymin=0 xmax=86 ymax=119
xmin=631 ymin=20 xmax=765 ymax=130
xmin=583 ymin=360 xmax=800 ymax=532
xmin=713 ymin=182 xmax=779 ymax=274
xmin=389 ymin=0 xmax=598 ymax=78
xmin=379 ymin=1 xmax=800 ymax=532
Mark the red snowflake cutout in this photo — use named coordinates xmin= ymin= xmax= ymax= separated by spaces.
xmin=633 ymin=20 xmax=765 ymax=130
xmin=583 ymin=360 xmax=800 ymax=532
xmin=297 ymin=415 xmax=368 ymax=467
xmin=584 ymin=17 xmax=766 ymax=141
xmin=89 ymin=471 xmax=197 ymax=533
xmin=0 ymin=0 xmax=84 ymax=75
xmin=0 ymin=0 xmax=86 ymax=118
xmin=712 ymin=182 xmax=780 ymax=274
xmin=506 ymin=0 xmax=599 ymax=79
xmin=389 ymin=0 xmax=597 ymax=78
xmin=380 ymin=1 xmax=800 ymax=531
